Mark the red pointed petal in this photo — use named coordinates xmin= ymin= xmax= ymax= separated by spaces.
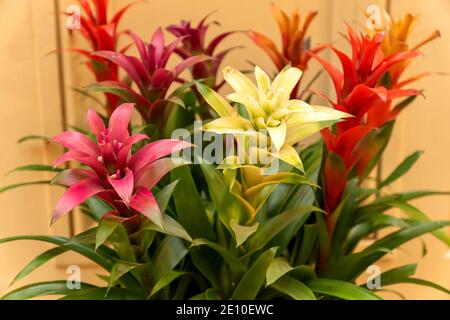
xmin=324 ymin=152 xmax=347 ymax=214
xmin=135 ymin=158 xmax=188 ymax=190
xmin=52 ymin=178 xmax=104 ymax=224
xmin=174 ymin=55 xmax=211 ymax=77
xmin=51 ymin=168 xmax=96 ymax=187
xmin=108 ymin=103 xmax=133 ymax=143
xmin=87 ymin=109 xmax=106 ymax=139
xmin=344 ymin=84 xmax=387 ymax=117
xmin=108 ymin=168 xmax=134 ymax=204
xmin=53 ymin=131 xmax=99 ymax=157
xmin=309 ymin=51 xmax=344 ymax=102
xmin=129 ymin=187 xmax=163 ymax=227
xmin=128 ymin=139 xmax=191 ymax=174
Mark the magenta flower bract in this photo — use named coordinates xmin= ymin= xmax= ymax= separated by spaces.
xmin=167 ymin=14 xmax=236 ymax=89
xmin=51 ymin=103 xmax=191 ymax=227
xmin=90 ymin=29 xmax=209 ymax=124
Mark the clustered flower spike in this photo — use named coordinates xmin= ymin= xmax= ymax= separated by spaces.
xmin=312 ymin=24 xmax=435 ymax=215
xmin=248 ymin=3 xmax=321 ymax=97
xmin=196 ymin=65 xmax=350 ymax=170
xmin=89 ymin=29 xmax=209 ymax=125
xmin=167 ymin=14 xmax=237 ymax=89
xmin=51 ymin=103 xmax=191 ymax=227
xmin=70 ymin=0 xmax=140 ymax=113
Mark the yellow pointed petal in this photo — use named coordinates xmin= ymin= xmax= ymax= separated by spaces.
xmin=286 ymin=99 xmax=315 ymax=112
xmin=223 ymin=66 xmax=258 ymax=97
xmin=266 ymin=120 xmax=287 ymax=152
xmin=203 ymin=116 xmax=252 ymax=134
xmin=271 ymin=67 xmax=302 ymax=94
xmin=196 ymin=82 xmax=236 ymax=117
xmin=285 ymin=120 xmax=337 ymax=146
xmin=255 ymin=66 xmax=271 ymax=93
xmin=276 ymin=144 xmax=304 ymax=172
xmin=226 ymin=93 xmax=266 ymax=118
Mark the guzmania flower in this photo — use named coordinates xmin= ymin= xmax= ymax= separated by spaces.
xmin=51 ymin=103 xmax=191 ymax=228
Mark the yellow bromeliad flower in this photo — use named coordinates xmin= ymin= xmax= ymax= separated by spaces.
xmin=196 ymin=65 xmax=350 ymax=171
xmin=368 ymin=12 xmax=440 ymax=86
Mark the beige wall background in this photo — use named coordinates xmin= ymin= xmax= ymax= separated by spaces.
xmin=0 ymin=0 xmax=448 ymax=299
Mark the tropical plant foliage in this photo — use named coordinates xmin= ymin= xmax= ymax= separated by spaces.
xmin=1 ymin=2 xmax=448 ymax=300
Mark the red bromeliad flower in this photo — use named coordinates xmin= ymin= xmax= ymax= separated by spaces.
xmin=311 ymin=26 xmax=424 ymax=216
xmin=89 ymin=29 xmax=209 ymax=125
xmin=310 ymin=25 xmax=422 ymax=130
xmin=167 ymin=14 xmax=236 ymax=89
xmin=51 ymin=103 xmax=191 ymax=229
xmin=248 ymin=3 xmax=321 ymax=98
xmin=69 ymin=0 xmax=140 ymax=114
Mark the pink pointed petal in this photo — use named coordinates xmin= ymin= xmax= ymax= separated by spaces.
xmin=53 ymin=131 xmax=99 ymax=157
xmin=52 ymin=178 xmax=104 ymax=224
xmin=135 ymin=158 xmax=189 ymax=190
xmin=51 ymin=168 xmax=96 ymax=187
xmin=108 ymin=103 xmax=133 ymax=143
xmin=129 ymin=187 xmax=163 ymax=228
xmin=128 ymin=139 xmax=192 ymax=174
xmin=87 ymin=109 xmax=106 ymax=139
xmin=107 ymin=168 xmax=134 ymax=205
xmin=174 ymin=55 xmax=211 ymax=77
xmin=54 ymin=150 xmax=107 ymax=178
xmin=93 ymin=51 xmax=144 ymax=88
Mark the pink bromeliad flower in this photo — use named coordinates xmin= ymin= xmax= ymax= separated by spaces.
xmin=51 ymin=103 xmax=191 ymax=228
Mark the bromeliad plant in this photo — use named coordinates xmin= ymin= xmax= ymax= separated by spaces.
xmin=67 ymin=0 xmax=140 ymax=114
xmin=1 ymin=4 xmax=449 ymax=300
xmin=248 ymin=3 xmax=322 ymax=98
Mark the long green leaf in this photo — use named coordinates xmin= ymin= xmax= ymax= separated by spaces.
xmin=306 ymin=278 xmax=381 ymax=300
xmin=2 ymin=281 xmax=96 ymax=300
xmin=271 ymin=275 xmax=316 ymax=300
xmin=149 ymin=271 xmax=187 ymax=298
xmin=247 ymin=206 xmax=319 ymax=254
xmin=0 ymin=181 xmax=51 ymax=194
xmin=6 ymin=164 xmax=62 ymax=176
xmin=379 ymin=151 xmax=423 ymax=188
xmin=171 ymin=166 xmax=215 ymax=240
xmin=231 ymin=247 xmax=277 ymax=300
xmin=11 ymin=247 xmax=68 ymax=285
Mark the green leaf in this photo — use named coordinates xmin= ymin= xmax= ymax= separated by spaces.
xmin=379 ymin=264 xmax=450 ymax=295
xmin=96 ymin=218 xmax=136 ymax=262
xmin=17 ymin=135 xmax=50 ymax=144
xmin=306 ymin=278 xmax=381 ymax=300
xmin=142 ymin=214 xmax=192 ymax=242
xmin=230 ymin=219 xmax=258 ymax=247
xmin=85 ymin=197 xmax=112 ymax=221
xmin=247 ymin=206 xmax=320 ymax=254
xmin=190 ymin=239 xmax=246 ymax=279
xmin=61 ymin=287 xmax=144 ymax=300
xmin=2 ymin=281 xmax=96 ymax=300
xmin=379 ymin=151 xmax=423 ymax=188
xmin=266 ymin=257 xmax=293 ymax=286
xmin=0 ymin=181 xmax=51 ymax=194
xmin=0 ymin=235 xmax=115 ymax=270
xmin=200 ymin=163 xmax=244 ymax=230
xmin=171 ymin=166 xmax=215 ymax=240
xmin=327 ymin=221 xmax=450 ymax=281
xmin=6 ymin=164 xmax=62 ymax=176
xmin=154 ymin=236 xmax=188 ymax=281
xmin=11 ymin=246 xmax=68 ymax=285
xmin=271 ymin=275 xmax=316 ymax=300
xmin=155 ymin=180 xmax=179 ymax=214
xmin=149 ymin=271 xmax=187 ymax=298
xmin=392 ymin=202 xmax=450 ymax=246
xmin=108 ymin=261 xmax=142 ymax=292
xmin=379 ymin=264 xmax=417 ymax=286
xmin=195 ymin=82 xmax=236 ymax=117
xmin=231 ymin=247 xmax=277 ymax=300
